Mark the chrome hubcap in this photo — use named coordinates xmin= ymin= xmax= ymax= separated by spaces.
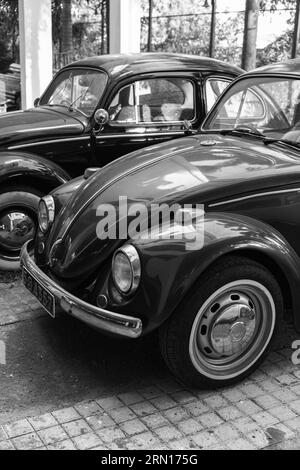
xmin=0 ymin=211 xmax=36 ymax=255
xmin=189 ymin=280 xmax=276 ymax=380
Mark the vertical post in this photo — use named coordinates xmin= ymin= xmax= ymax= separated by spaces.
xmin=18 ymin=0 xmax=53 ymax=109
xmin=292 ymin=0 xmax=300 ymax=58
xmin=109 ymin=0 xmax=141 ymax=54
xmin=147 ymin=0 xmax=153 ymax=52
xmin=209 ymin=0 xmax=216 ymax=58
xmin=242 ymin=0 xmax=259 ymax=71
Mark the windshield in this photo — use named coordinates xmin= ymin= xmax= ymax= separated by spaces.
xmin=40 ymin=68 xmax=107 ymax=117
xmin=203 ymin=76 xmax=300 ymax=146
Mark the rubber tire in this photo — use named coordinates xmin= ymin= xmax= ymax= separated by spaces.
xmin=0 ymin=186 xmax=42 ymax=271
xmin=159 ymin=255 xmax=283 ymax=389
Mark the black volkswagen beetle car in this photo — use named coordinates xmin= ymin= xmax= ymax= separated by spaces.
xmin=0 ymin=53 xmax=241 ymax=271
xmin=21 ymin=59 xmax=300 ymax=389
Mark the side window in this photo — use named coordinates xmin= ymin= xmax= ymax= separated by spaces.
xmin=205 ymin=78 xmax=231 ymax=112
xmin=108 ymin=78 xmax=195 ymax=124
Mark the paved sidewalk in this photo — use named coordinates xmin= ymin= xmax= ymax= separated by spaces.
xmin=1 ymin=281 xmax=300 ymax=450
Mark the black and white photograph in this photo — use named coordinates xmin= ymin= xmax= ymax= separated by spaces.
xmin=1 ymin=0 xmax=300 ymax=454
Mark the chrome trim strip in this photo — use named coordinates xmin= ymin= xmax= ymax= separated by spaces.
xmin=8 ymin=136 xmax=90 ymax=150
xmin=208 ymin=188 xmax=300 ymax=208
xmin=21 ymin=241 xmax=143 ymax=339
xmin=59 ymin=145 xmax=195 ymax=239
xmin=96 ymin=131 xmax=185 ymax=140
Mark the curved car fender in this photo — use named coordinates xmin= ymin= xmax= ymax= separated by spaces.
xmin=131 ymin=212 xmax=300 ymax=333
xmin=0 ymin=151 xmax=71 ymax=189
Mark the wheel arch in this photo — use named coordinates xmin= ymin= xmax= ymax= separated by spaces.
xmin=0 ymin=151 xmax=71 ymax=196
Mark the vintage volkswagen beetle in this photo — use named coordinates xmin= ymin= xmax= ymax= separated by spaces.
xmin=21 ymin=58 xmax=300 ymax=388
xmin=0 ymin=53 xmax=241 ymax=271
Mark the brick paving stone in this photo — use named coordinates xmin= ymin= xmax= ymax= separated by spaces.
xmin=265 ymin=423 xmax=295 ymax=444
xmin=177 ymin=418 xmax=203 ymax=436
xmin=120 ymin=419 xmax=147 ymax=436
xmin=284 ymin=416 xmax=300 ymax=430
xmin=253 ymin=394 xmax=281 ymax=410
xmin=0 ymin=440 xmax=14 ymax=450
xmin=62 ymin=419 xmax=92 ymax=438
xmin=260 ymin=379 xmax=281 ymax=393
xmin=273 ymin=389 xmax=298 ymax=402
xmin=168 ymin=438 xmax=195 ymax=450
xmin=118 ymin=392 xmax=144 ymax=406
xmin=47 ymin=439 xmax=77 ymax=450
xmin=289 ymin=399 xmax=300 ymax=414
xmin=162 ymin=406 xmax=190 ymax=424
xmin=183 ymin=401 xmax=209 ymax=417
xmin=130 ymin=401 xmax=157 ymax=417
xmin=276 ymin=374 xmax=298 ymax=386
xmin=217 ymin=405 xmax=244 ymax=421
xmin=252 ymin=411 xmax=279 ymax=427
xmin=227 ymin=438 xmax=257 ymax=450
xmin=221 ymin=388 xmax=245 ymax=403
xmin=171 ymin=391 xmax=197 ymax=405
xmin=96 ymin=396 xmax=123 ymax=411
xmin=239 ymin=383 xmax=264 ymax=398
xmin=290 ymin=384 xmax=300 ymax=396
xmin=247 ymin=429 xmax=270 ymax=449
xmin=128 ymin=431 xmax=163 ymax=450
xmin=38 ymin=425 xmax=68 ymax=446
xmin=52 ymin=407 xmax=81 ymax=424
xmin=203 ymin=395 xmax=229 ymax=409
xmin=139 ymin=386 xmax=162 ymax=400
xmin=150 ymin=395 xmax=178 ymax=411
xmin=85 ymin=413 xmax=115 ymax=431
xmin=109 ymin=406 xmax=136 ymax=424
xmin=269 ymin=405 xmax=297 ymax=422
xmin=233 ymin=417 xmax=260 ymax=434
xmin=236 ymin=399 xmax=262 ymax=415
xmin=12 ymin=433 xmax=43 ymax=450
xmin=29 ymin=413 xmax=58 ymax=431
xmin=196 ymin=412 xmax=224 ymax=428
xmin=191 ymin=430 xmax=219 ymax=449
xmin=4 ymin=419 xmax=34 ymax=438
xmin=74 ymin=401 xmax=101 ymax=418
xmin=73 ymin=432 xmax=103 ymax=450
xmin=157 ymin=379 xmax=183 ymax=394
xmin=212 ymin=423 xmax=240 ymax=443
xmin=140 ymin=413 xmax=169 ymax=429
xmin=0 ymin=426 xmax=7 ymax=441
xmin=97 ymin=426 xmax=126 ymax=444
xmin=154 ymin=425 xmax=182 ymax=442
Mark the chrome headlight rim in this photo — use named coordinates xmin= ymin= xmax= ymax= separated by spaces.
xmin=38 ymin=195 xmax=55 ymax=233
xmin=112 ymin=245 xmax=141 ymax=296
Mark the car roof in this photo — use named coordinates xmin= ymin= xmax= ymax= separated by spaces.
xmin=247 ymin=58 xmax=300 ymax=76
xmin=63 ymin=53 xmax=243 ymax=79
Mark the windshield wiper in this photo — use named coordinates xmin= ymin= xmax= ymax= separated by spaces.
xmin=220 ymin=127 xmax=265 ymax=138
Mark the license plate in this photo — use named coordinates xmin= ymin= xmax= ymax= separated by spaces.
xmin=22 ymin=267 xmax=55 ymax=318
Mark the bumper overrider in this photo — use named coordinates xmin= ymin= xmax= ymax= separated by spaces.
xmin=20 ymin=241 xmax=143 ymax=338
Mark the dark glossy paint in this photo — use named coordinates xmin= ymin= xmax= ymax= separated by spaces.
xmin=36 ymin=131 xmax=300 ymax=333
xmin=0 ymin=53 xmax=242 ymax=186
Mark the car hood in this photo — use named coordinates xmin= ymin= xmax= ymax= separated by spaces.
xmin=0 ymin=106 xmax=85 ymax=147
xmin=44 ymin=132 xmax=300 ymax=280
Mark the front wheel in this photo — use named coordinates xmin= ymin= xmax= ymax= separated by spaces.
xmin=159 ymin=256 xmax=283 ymax=388
xmin=0 ymin=187 xmax=42 ymax=271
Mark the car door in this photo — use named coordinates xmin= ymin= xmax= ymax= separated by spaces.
xmin=92 ymin=72 xmax=202 ymax=167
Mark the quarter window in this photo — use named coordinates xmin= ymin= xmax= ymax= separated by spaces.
xmin=108 ymin=78 xmax=195 ymax=124
xmin=205 ymin=78 xmax=231 ymax=111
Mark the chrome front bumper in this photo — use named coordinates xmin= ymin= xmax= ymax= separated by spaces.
xmin=20 ymin=241 xmax=143 ymax=338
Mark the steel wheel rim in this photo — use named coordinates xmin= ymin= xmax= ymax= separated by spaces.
xmin=189 ymin=279 xmax=276 ymax=380
xmin=0 ymin=209 xmax=36 ymax=260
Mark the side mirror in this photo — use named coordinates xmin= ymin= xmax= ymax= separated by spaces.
xmin=34 ymin=97 xmax=40 ymax=107
xmin=94 ymin=108 xmax=109 ymax=127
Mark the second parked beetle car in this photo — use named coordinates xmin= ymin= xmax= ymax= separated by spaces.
xmin=21 ymin=58 xmax=300 ymax=388
xmin=0 ymin=53 xmax=242 ymax=271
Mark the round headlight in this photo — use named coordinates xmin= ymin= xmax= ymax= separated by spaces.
xmin=112 ymin=245 xmax=141 ymax=295
xmin=38 ymin=196 xmax=55 ymax=233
